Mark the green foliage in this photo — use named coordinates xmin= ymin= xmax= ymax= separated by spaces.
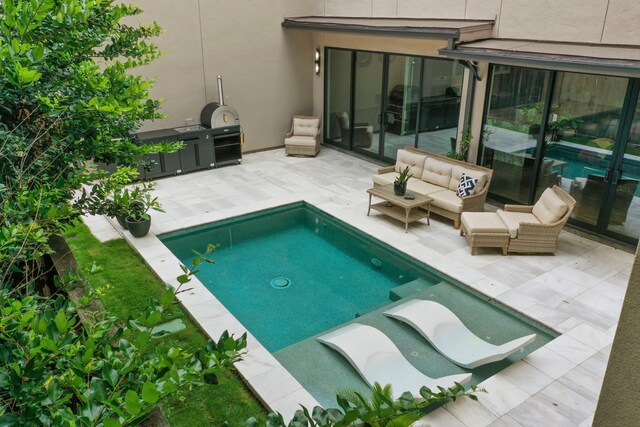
xmin=446 ymin=127 xmax=472 ymax=161
xmin=0 ymin=0 xmax=175 ymax=284
xmin=243 ymin=382 xmax=483 ymax=427
xmin=0 ymin=290 xmax=247 ymax=426
xmin=393 ymin=166 xmax=412 ymax=185
xmin=175 ymin=243 xmax=219 ymax=294
xmin=63 ymin=223 xmax=268 ymax=426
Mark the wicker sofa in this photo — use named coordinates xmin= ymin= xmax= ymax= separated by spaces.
xmin=373 ymin=147 xmax=494 ymax=228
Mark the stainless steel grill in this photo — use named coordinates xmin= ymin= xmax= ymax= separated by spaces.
xmin=200 ymin=76 xmax=242 ymax=167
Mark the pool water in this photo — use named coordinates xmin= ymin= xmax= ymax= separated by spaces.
xmin=161 ymin=202 xmax=441 ymax=352
xmin=160 ymin=202 xmax=556 ymax=407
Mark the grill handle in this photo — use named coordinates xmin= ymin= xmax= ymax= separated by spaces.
xmin=217 ymin=75 xmax=225 ymax=106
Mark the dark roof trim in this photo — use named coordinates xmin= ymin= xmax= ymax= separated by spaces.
xmin=282 ymin=16 xmax=494 ymax=40
xmin=440 ymin=45 xmax=640 ymax=77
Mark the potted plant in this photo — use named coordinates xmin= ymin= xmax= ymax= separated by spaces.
xmin=394 ymin=166 xmax=412 ymax=196
xmin=124 ymin=184 xmax=164 ymax=237
xmin=446 ymin=128 xmax=472 ymax=161
xmin=77 ymin=166 xmax=142 ymax=229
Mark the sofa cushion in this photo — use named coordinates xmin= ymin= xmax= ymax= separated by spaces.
xmin=430 ymin=190 xmax=464 ymax=213
xmin=293 ymin=117 xmax=320 ymax=136
xmin=395 ymin=149 xmax=427 ymax=178
xmin=285 ymin=135 xmax=316 ymax=147
xmin=373 ymin=172 xmax=397 ymax=186
xmin=455 ymin=173 xmax=478 ymax=198
xmin=532 ymin=188 xmax=568 ymax=224
xmin=407 ymin=178 xmax=447 ymax=196
xmin=497 ymin=210 xmax=540 ymax=238
xmin=449 ymin=165 xmax=488 ymax=192
xmin=421 ymin=157 xmax=452 ymax=187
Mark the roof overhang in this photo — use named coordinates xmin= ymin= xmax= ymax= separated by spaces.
xmin=440 ymin=39 xmax=640 ymax=77
xmin=282 ymin=16 xmax=494 ymax=43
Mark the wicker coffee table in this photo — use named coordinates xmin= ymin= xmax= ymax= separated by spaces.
xmin=366 ymin=185 xmax=432 ymax=232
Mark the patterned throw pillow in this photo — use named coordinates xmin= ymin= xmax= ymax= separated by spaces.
xmin=456 ymin=173 xmax=478 ymax=198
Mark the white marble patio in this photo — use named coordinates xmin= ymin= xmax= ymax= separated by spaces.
xmin=84 ymin=146 xmax=635 ymax=425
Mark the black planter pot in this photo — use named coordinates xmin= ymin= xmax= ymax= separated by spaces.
xmin=393 ymin=182 xmax=407 ymax=196
xmin=116 ymin=215 xmax=128 ymax=230
xmin=125 ymin=217 xmax=151 ymax=237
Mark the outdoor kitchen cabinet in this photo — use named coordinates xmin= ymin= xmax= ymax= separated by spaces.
xmin=211 ymin=125 xmax=242 ymax=167
xmin=101 ymin=126 xmax=237 ymax=179
xmin=135 ymin=129 xmax=181 ymax=179
xmin=175 ymin=128 xmax=215 ymax=173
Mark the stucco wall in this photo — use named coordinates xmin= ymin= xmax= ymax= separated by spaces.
xmin=593 ymin=244 xmax=640 ymax=425
xmin=314 ymin=0 xmax=640 ymax=45
xmin=131 ymin=0 xmax=314 ymax=152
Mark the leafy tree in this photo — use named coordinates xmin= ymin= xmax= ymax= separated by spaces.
xmin=0 ymin=0 xmax=178 ymax=287
xmin=0 ymin=3 xmax=247 ymax=425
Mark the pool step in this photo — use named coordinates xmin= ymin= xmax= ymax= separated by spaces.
xmin=389 ymin=278 xmax=443 ymax=301
xmin=355 ymin=301 xmax=393 ymax=318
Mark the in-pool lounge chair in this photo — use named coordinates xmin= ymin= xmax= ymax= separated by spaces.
xmin=384 ymin=300 xmax=536 ymax=369
xmin=317 ymin=323 xmax=471 ymax=396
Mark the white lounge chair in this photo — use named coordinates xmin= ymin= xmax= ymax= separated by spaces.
xmin=384 ymin=300 xmax=536 ymax=369
xmin=316 ymin=323 xmax=471 ymax=397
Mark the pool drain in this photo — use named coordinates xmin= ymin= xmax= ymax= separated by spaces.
xmin=270 ymin=277 xmax=291 ymax=289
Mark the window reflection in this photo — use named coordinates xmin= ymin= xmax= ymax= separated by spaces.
xmin=481 ymin=66 xmax=550 ymax=203
xmin=416 ymin=59 xmax=464 ymax=155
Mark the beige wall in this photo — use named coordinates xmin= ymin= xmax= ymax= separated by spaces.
xmin=132 ymin=0 xmax=314 ymax=152
xmin=314 ymin=0 xmax=640 ymax=45
xmin=593 ymin=244 xmax=640 ymax=425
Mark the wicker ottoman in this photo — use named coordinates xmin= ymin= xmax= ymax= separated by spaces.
xmin=460 ymin=212 xmax=510 ymax=255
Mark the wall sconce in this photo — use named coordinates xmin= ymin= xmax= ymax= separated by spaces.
xmin=314 ymin=48 xmax=321 ymax=75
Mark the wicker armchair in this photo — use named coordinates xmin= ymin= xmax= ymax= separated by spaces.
xmin=499 ymin=185 xmax=576 ymax=254
xmin=284 ymin=115 xmax=321 ymax=156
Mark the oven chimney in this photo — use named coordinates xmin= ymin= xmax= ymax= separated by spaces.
xmin=217 ymin=75 xmax=225 ymax=106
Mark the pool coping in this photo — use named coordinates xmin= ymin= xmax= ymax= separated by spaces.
xmin=93 ymin=148 xmax=631 ymax=424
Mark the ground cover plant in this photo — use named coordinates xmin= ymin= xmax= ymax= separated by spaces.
xmin=64 ymin=222 xmax=267 ymax=426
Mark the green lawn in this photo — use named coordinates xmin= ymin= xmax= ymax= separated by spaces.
xmin=64 ymin=221 xmax=267 ymax=426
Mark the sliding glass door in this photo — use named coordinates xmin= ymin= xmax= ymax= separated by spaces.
xmin=417 ymin=59 xmax=464 ymax=155
xmin=605 ymin=83 xmax=640 ymax=241
xmin=353 ymin=52 xmax=384 ymax=158
xmin=325 ymin=49 xmax=352 ymax=148
xmin=324 ymin=48 xmax=464 ymax=162
xmin=480 ymin=66 xmax=551 ymax=204
xmin=383 ymin=55 xmax=421 ymax=160
xmin=480 ymin=65 xmax=639 ymax=243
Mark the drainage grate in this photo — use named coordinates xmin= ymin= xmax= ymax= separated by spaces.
xmin=270 ymin=277 xmax=291 ymax=289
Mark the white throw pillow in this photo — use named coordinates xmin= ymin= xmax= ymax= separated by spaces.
xmin=456 ymin=173 xmax=478 ymax=198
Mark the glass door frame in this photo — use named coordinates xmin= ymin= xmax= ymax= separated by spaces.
xmin=323 ymin=47 xmax=464 ymax=163
xmin=478 ymin=64 xmax=640 ymax=244
xmin=597 ymin=78 xmax=640 ymax=244
xmin=351 ymin=50 xmax=389 ymax=160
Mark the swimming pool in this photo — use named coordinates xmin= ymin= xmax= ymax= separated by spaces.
xmin=160 ymin=202 xmax=555 ymax=406
xmin=161 ymin=202 xmax=444 ymax=352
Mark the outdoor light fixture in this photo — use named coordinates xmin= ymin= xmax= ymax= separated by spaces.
xmin=314 ymin=48 xmax=321 ymax=75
